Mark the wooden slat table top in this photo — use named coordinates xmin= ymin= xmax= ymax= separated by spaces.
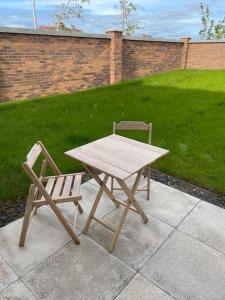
xmin=65 ymin=134 xmax=169 ymax=180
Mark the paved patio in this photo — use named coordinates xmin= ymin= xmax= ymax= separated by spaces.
xmin=1 ymin=175 xmax=225 ymax=299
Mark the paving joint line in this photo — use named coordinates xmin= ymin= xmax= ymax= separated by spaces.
xmin=138 ymin=226 xmax=177 ymax=272
xmin=177 ymin=227 xmax=225 ymax=257
xmin=19 ymin=278 xmax=40 ymax=300
xmin=137 ymin=197 xmax=202 ymax=272
xmin=112 ymin=269 xmax=138 ymax=300
xmin=0 ymin=278 xmax=19 ymax=295
xmin=140 ymin=272 xmax=177 ymax=300
xmin=173 ymin=198 xmax=201 ymax=229
xmin=17 ymin=239 xmax=72 ymax=279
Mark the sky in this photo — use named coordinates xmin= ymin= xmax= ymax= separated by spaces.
xmin=0 ymin=0 xmax=224 ymax=39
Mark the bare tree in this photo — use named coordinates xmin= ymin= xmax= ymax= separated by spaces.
xmin=119 ymin=0 xmax=141 ymax=36
xmin=55 ymin=0 xmax=90 ymax=30
xmin=199 ymin=2 xmax=225 ymax=40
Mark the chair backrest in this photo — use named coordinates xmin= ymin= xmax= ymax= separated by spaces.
xmin=22 ymin=141 xmax=61 ymax=198
xmin=113 ymin=121 xmax=152 ymax=144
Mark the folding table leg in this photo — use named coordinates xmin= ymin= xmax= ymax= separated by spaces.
xmin=131 ymin=168 xmax=145 ymax=194
xmin=84 ymin=165 xmax=119 ymax=208
xmin=109 ymin=173 xmax=148 ymax=252
xmin=83 ymin=173 xmax=109 ymax=234
xmin=83 ymin=166 xmax=148 ymax=252
xmin=117 ymin=178 xmax=148 ymax=224
xmin=108 ymin=200 xmax=131 ymax=253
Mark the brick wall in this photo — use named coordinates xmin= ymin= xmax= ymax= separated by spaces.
xmin=0 ymin=28 xmax=185 ymax=102
xmin=122 ymin=39 xmax=183 ymax=79
xmin=0 ymin=30 xmax=110 ymax=101
xmin=0 ymin=28 xmax=186 ymax=101
xmin=1 ymin=28 xmax=225 ymax=103
xmin=186 ymin=41 xmax=225 ymax=69
xmin=107 ymin=30 xmax=123 ymax=83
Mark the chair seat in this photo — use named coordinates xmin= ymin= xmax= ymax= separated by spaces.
xmin=43 ymin=173 xmax=82 ymax=200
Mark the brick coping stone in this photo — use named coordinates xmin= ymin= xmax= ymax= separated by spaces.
xmin=0 ymin=27 xmax=181 ymax=43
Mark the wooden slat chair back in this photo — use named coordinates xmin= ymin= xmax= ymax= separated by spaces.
xmin=19 ymin=141 xmax=83 ymax=247
xmin=113 ymin=121 xmax=152 ymax=144
xmin=112 ymin=121 xmax=152 ymax=200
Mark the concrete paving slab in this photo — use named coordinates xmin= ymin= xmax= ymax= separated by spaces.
xmin=179 ymin=200 xmax=225 ymax=254
xmin=0 ymin=206 xmax=73 ymax=276
xmin=59 ymin=182 xmax=116 ymax=231
xmin=115 ymin=273 xmax=173 ymax=300
xmin=0 ymin=280 xmax=37 ymax=299
xmin=22 ymin=235 xmax=135 ymax=300
xmin=141 ymin=230 xmax=225 ymax=300
xmin=0 ymin=257 xmax=18 ymax=293
xmin=142 ymin=181 xmax=200 ymax=227
xmin=88 ymin=208 xmax=173 ymax=270
xmin=2 ymin=178 xmax=225 ymax=300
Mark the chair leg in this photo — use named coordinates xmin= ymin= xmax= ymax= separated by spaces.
xmin=19 ymin=185 xmax=35 ymax=247
xmin=77 ymin=203 xmax=83 ymax=214
xmin=111 ymin=177 xmax=114 ymax=194
xmin=73 ymin=205 xmax=79 ymax=228
xmin=147 ymin=167 xmax=151 ymax=200
xmin=49 ymin=200 xmax=80 ymax=245
xmin=73 ymin=201 xmax=83 ymax=214
xmin=34 ymin=191 xmax=41 ymax=214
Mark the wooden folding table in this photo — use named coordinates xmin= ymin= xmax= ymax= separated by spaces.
xmin=65 ymin=134 xmax=169 ymax=252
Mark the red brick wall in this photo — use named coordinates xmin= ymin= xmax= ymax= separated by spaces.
xmin=0 ymin=33 xmax=110 ymax=101
xmin=1 ymin=29 xmax=224 ymax=103
xmin=0 ymin=29 xmax=186 ymax=102
xmin=122 ymin=39 xmax=183 ymax=79
xmin=107 ymin=30 xmax=123 ymax=83
xmin=187 ymin=42 xmax=225 ymax=69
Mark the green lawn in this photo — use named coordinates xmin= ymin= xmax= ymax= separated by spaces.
xmin=1 ymin=69 xmax=225 ymax=206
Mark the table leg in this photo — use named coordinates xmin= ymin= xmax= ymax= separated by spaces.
xmin=131 ymin=168 xmax=145 ymax=194
xmin=83 ymin=165 xmax=148 ymax=252
xmin=84 ymin=165 xmax=119 ymax=208
xmin=108 ymin=173 xmax=148 ymax=252
xmin=117 ymin=176 xmax=149 ymax=224
xmin=83 ymin=173 xmax=109 ymax=234
xmin=108 ymin=199 xmax=131 ymax=253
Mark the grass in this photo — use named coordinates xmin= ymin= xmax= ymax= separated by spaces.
xmin=1 ymin=69 xmax=225 ymax=206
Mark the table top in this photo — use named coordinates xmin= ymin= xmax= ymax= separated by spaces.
xmin=65 ymin=134 xmax=169 ymax=180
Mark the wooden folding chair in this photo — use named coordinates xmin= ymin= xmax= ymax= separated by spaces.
xmin=111 ymin=121 xmax=152 ymax=200
xmin=19 ymin=141 xmax=83 ymax=247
